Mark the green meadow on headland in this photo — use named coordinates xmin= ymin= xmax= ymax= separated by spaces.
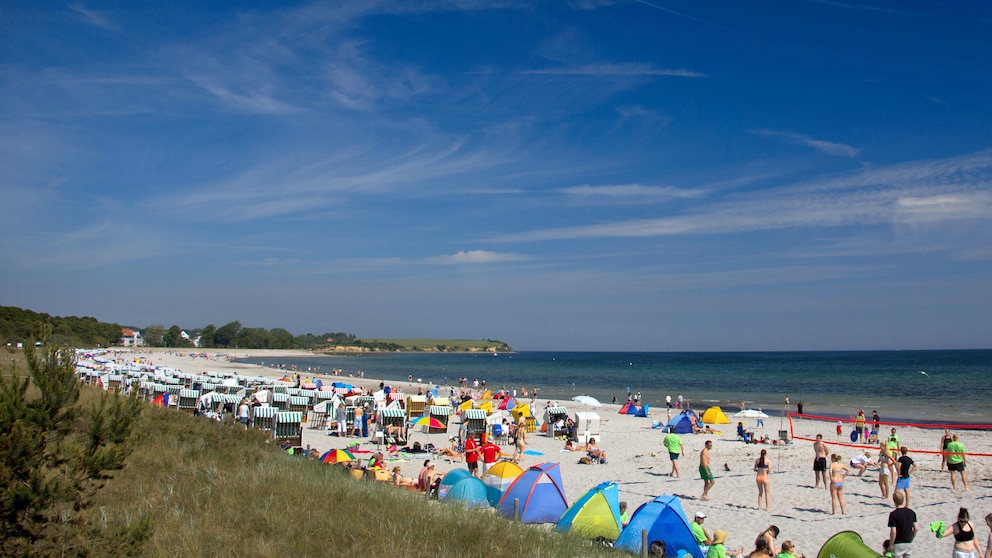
xmin=349 ymin=338 xmax=513 ymax=352
xmin=2 ymin=348 xmax=607 ymax=558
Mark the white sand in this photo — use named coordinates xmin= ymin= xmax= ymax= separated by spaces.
xmin=144 ymin=348 xmax=992 ymax=556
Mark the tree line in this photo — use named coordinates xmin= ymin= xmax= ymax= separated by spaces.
xmin=0 ymin=306 xmax=364 ymax=350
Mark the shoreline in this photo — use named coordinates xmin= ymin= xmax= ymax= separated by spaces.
xmin=128 ymin=348 xmax=991 ymax=556
xmin=227 ymin=351 xmax=992 ymax=425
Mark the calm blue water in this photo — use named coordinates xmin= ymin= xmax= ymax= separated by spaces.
xmin=236 ymin=350 xmax=992 ymax=423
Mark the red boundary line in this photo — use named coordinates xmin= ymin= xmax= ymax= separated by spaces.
xmin=788 ymin=415 xmax=992 ymax=457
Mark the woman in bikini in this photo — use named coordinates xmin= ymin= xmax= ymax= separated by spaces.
xmin=754 ymin=449 xmax=771 ymax=512
xmin=878 ymin=441 xmax=895 ymax=499
xmin=828 ymin=453 xmax=850 ymax=515
xmin=942 ymin=508 xmax=983 ymax=558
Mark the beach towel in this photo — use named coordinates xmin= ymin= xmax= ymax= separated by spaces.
xmin=929 ymin=521 xmax=946 ymax=538
xmin=524 ymin=450 xmax=543 ymax=455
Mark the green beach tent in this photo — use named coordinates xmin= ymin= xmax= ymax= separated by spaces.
xmin=817 ymin=531 xmax=882 ymax=558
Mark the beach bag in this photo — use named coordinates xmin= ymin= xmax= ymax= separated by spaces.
xmin=578 ymin=456 xmax=592 ymax=465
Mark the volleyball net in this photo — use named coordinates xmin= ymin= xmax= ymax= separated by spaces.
xmin=787 ymin=413 xmax=992 ymax=458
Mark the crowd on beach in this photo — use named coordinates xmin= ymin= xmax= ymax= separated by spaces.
xmin=79 ymin=348 xmax=992 ymax=557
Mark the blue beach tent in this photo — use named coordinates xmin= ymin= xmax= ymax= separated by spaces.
xmin=438 ymin=469 xmax=489 ymax=509
xmin=555 ymin=481 xmax=623 ymax=541
xmin=665 ymin=413 xmax=694 ymax=434
xmin=497 ymin=462 xmax=569 ymax=524
xmin=614 ymin=494 xmax=704 ymax=558
xmin=634 ymin=403 xmax=650 ymax=418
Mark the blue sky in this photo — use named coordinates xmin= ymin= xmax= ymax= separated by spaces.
xmin=2 ymin=1 xmax=991 ymax=351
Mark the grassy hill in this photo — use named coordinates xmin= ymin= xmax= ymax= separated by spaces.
xmin=340 ymin=338 xmax=512 ymax=352
xmin=4 ymin=350 xmax=609 ymax=557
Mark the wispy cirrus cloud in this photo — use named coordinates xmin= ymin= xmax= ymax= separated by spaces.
xmin=522 ymin=63 xmax=705 ymax=78
xmin=557 ymin=183 xmax=703 ymax=203
xmin=429 ymin=250 xmax=529 ymax=264
xmin=493 ymin=150 xmax=992 ymax=242
xmin=67 ymin=3 xmax=115 ymax=31
xmin=751 ymin=128 xmax=861 ymax=157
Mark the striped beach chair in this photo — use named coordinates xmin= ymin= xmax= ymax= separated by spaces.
xmin=251 ymin=406 xmax=277 ymax=432
xmin=177 ymin=389 xmax=200 ymax=413
xmin=544 ymin=407 xmax=569 ymax=438
xmin=463 ymin=409 xmax=488 ymax=439
xmin=272 ymin=392 xmax=289 ymax=410
xmin=288 ymin=396 xmax=309 ymax=414
xmin=428 ymin=405 xmax=451 ymax=433
xmin=106 ymin=374 xmax=124 ymax=392
xmin=273 ymin=411 xmax=303 ymax=446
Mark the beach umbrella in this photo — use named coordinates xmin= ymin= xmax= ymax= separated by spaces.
xmin=734 ymin=409 xmax=768 ymax=419
xmin=410 ymin=415 xmax=446 ymax=430
xmin=572 ymin=395 xmax=602 ymax=407
xmin=320 ymin=448 xmax=356 ymax=464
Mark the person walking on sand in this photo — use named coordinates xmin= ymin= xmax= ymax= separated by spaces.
xmin=812 ymin=433 xmax=829 ymax=490
xmin=946 ymin=433 xmax=969 ymax=491
xmin=886 ymin=491 xmax=917 ymax=558
xmin=663 ymin=429 xmax=683 ymax=478
xmin=942 ymin=507 xmax=983 ymax=558
xmin=828 ymin=454 xmax=850 ymax=515
xmin=895 ymin=446 xmax=915 ymax=506
xmin=754 ymin=449 xmax=771 ymax=512
xmin=700 ymin=440 xmax=716 ymax=500
xmin=511 ymin=417 xmax=527 ymax=464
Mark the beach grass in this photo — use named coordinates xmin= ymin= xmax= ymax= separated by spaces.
xmin=85 ymin=402 xmax=613 ymax=557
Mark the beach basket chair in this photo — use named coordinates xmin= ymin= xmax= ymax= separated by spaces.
xmin=167 ymin=385 xmax=183 ymax=406
xmin=428 ymin=405 xmax=452 ymax=434
xmin=406 ymin=395 xmax=427 ymax=420
xmin=106 ymin=374 xmax=123 ymax=392
xmin=491 ymin=423 xmax=508 ymax=445
xmin=544 ymin=407 xmax=569 ymax=438
xmin=463 ymin=409 xmax=488 ymax=439
xmin=177 ymin=389 xmax=200 ymax=413
xmin=524 ymin=416 xmax=537 ymax=433
xmin=288 ymin=396 xmax=309 ymax=414
xmin=378 ymin=408 xmax=408 ymax=444
xmin=251 ymin=406 xmax=277 ymax=432
xmin=273 ymin=411 xmax=303 ymax=447
xmin=272 ymin=392 xmax=290 ymax=410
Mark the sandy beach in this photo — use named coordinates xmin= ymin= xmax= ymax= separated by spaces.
xmin=140 ymin=348 xmax=992 ymax=556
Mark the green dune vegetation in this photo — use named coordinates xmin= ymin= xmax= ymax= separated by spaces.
xmin=1 ymin=347 xmax=608 ymax=558
xmin=349 ymin=338 xmax=512 ymax=353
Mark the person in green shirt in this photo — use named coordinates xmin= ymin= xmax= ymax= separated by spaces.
xmin=945 ymin=434 xmax=969 ymax=491
xmin=690 ymin=511 xmax=712 ymax=553
xmin=663 ymin=430 xmax=683 ymax=478
xmin=775 ymin=540 xmax=801 ymax=558
xmin=706 ymin=530 xmax=728 ymax=558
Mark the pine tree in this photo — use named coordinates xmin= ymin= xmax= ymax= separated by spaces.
xmin=0 ymin=344 xmax=150 ymax=556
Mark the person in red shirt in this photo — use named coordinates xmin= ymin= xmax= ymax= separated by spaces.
xmin=480 ymin=439 xmax=502 ymax=475
xmin=464 ymin=435 xmax=480 ymax=477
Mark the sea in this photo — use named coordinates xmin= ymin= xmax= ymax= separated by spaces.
xmin=235 ymin=350 xmax=992 ymax=424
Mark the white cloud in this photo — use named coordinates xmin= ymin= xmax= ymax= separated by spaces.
xmin=751 ymin=129 xmax=861 ymax=157
xmin=67 ymin=3 xmax=115 ymax=31
xmin=557 ymin=183 xmax=702 ymax=203
xmin=430 ymin=250 xmax=529 ymax=264
xmin=494 ymin=150 xmax=992 ymax=242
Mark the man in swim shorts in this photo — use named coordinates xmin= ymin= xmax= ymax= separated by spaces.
xmin=699 ymin=439 xmax=715 ymax=500
xmin=945 ymin=434 xmax=968 ymax=491
xmin=895 ymin=446 xmax=915 ymax=506
xmin=663 ymin=430 xmax=683 ymax=478
xmin=813 ymin=434 xmax=829 ymax=490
